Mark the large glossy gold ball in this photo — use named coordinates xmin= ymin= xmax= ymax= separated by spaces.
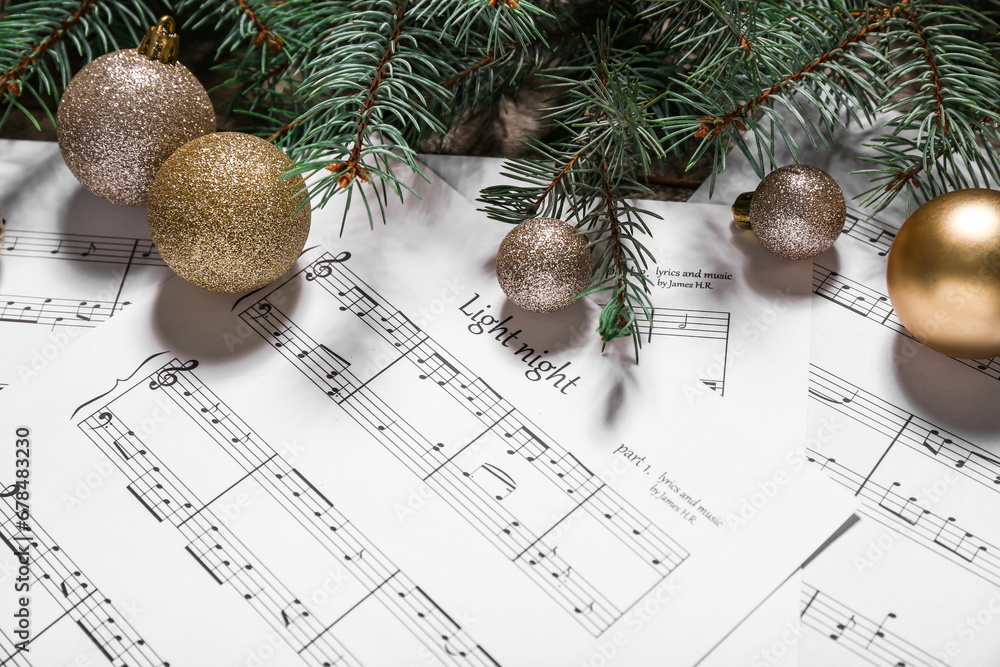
xmin=886 ymin=189 xmax=1000 ymax=359
xmin=57 ymin=49 xmax=215 ymax=207
xmin=148 ymin=132 xmax=311 ymax=294
xmin=496 ymin=217 xmax=592 ymax=313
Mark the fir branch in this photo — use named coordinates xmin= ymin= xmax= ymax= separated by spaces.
xmin=691 ymin=5 xmax=892 ymax=140
xmin=0 ymin=0 xmax=99 ymax=96
xmin=324 ymin=0 xmax=411 ymax=188
xmin=233 ymin=0 xmax=284 ymax=50
xmin=0 ymin=0 xmax=154 ymax=131
xmin=857 ymin=0 xmax=1000 ymax=213
xmin=276 ymin=0 xmax=450 ymax=226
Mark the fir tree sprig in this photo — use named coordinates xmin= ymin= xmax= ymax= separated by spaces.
xmin=480 ymin=25 xmax=659 ymax=356
xmin=857 ymin=1 xmax=1000 ymax=212
xmin=0 ymin=0 xmax=155 ymax=131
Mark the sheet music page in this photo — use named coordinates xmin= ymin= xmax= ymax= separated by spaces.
xmin=420 ymin=152 xmax=806 ymax=667
xmin=689 ymin=120 xmax=1000 ymax=667
xmin=0 ymin=152 xmax=853 ymax=666
xmin=0 ymin=139 xmax=174 ymax=387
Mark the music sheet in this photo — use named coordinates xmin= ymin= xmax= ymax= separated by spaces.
xmin=420 ymin=152 xmax=808 ymax=667
xmin=0 ymin=154 xmax=854 ymax=667
xmin=689 ymin=120 xmax=1000 ymax=667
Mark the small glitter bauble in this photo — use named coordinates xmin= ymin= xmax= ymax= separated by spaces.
xmin=748 ymin=165 xmax=846 ymax=260
xmin=496 ymin=217 xmax=592 ymax=313
xmin=57 ymin=21 xmax=215 ymax=207
xmin=886 ymin=188 xmax=1000 ymax=359
xmin=147 ymin=132 xmax=311 ymax=294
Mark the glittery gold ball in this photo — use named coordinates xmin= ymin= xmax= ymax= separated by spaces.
xmin=887 ymin=189 xmax=1000 ymax=359
xmin=749 ymin=165 xmax=846 ymax=260
xmin=57 ymin=49 xmax=215 ymax=207
xmin=147 ymin=132 xmax=311 ymax=294
xmin=496 ymin=217 xmax=592 ymax=313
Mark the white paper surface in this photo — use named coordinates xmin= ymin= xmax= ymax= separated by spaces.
xmin=0 ymin=152 xmax=853 ymax=666
xmin=0 ymin=139 xmax=174 ymax=387
xmin=690 ymin=119 xmax=1000 ymax=666
xmin=423 ymin=152 xmax=815 ymax=667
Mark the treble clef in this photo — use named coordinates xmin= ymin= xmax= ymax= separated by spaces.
xmin=305 ymin=252 xmax=351 ymax=281
xmin=149 ymin=360 xmax=200 ymax=390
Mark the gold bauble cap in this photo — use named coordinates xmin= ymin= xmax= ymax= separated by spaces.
xmin=137 ymin=16 xmax=179 ymax=64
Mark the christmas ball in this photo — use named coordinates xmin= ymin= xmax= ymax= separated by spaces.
xmin=886 ymin=188 xmax=1000 ymax=359
xmin=496 ymin=217 xmax=592 ymax=313
xmin=57 ymin=17 xmax=215 ymax=207
xmin=147 ymin=132 xmax=311 ymax=294
xmin=744 ymin=165 xmax=846 ymax=260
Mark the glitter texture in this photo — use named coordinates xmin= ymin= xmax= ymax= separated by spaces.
xmin=57 ymin=49 xmax=215 ymax=207
xmin=496 ymin=217 xmax=592 ymax=313
xmin=147 ymin=132 xmax=311 ymax=294
xmin=749 ymin=164 xmax=846 ymax=260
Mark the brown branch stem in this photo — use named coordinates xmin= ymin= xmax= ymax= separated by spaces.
xmin=0 ymin=0 xmax=101 ymax=96
xmin=234 ymin=0 xmax=284 ymax=51
xmin=325 ymin=0 xmax=408 ymax=187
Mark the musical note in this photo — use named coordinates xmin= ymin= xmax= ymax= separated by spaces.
xmin=551 ymin=451 xmax=599 ymax=495
xmin=865 ymin=612 xmax=897 ymax=648
xmin=808 ymin=386 xmax=858 ymax=405
xmin=878 ymin=483 xmax=929 ymax=526
xmin=417 ymin=353 xmax=460 ymax=386
xmin=344 ymin=548 xmax=364 ymax=561
xmin=75 ymin=301 xmax=102 ymax=322
xmin=148 ymin=360 xmax=200 ymax=390
xmin=676 ymin=313 xmax=688 ymax=329
xmin=289 ymin=469 xmax=334 ymax=516
xmin=381 ymin=310 xmax=421 ymax=344
xmin=337 ymin=286 xmax=378 ymax=317
xmin=462 ymin=377 xmax=504 ymax=416
xmin=185 ymin=526 xmax=240 ymax=584
xmin=296 ymin=343 xmax=351 ymax=380
xmin=112 ymin=433 xmax=143 ymax=461
xmin=504 ymin=426 xmax=550 ymax=461
xmin=933 ymin=517 xmax=988 ymax=562
xmin=574 ymin=601 xmax=595 ymax=615
xmin=49 ymin=240 xmax=63 ymax=254
xmin=280 ymin=599 xmax=311 ymax=627
xmin=920 ymin=429 xmax=953 ymax=456
xmin=127 ymin=477 xmax=192 ymax=523
xmin=200 ymin=403 xmax=229 ymax=424
xmin=80 ymin=241 xmax=97 ymax=257
xmin=528 ymin=545 xmax=557 ymax=565
xmin=58 ymin=571 xmax=90 ymax=599
xmin=830 ymin=614 xmax=856 ymax=640
xmin=467 ymin=463 xmax=517 ymax=501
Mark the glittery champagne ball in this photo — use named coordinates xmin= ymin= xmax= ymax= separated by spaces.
xmin=147 ymin=132 xmax=311 ymax=294
xmin=57 ymin=49 xmax=215 ymax=206
xmin=749 ymin=165 xmax=846 ymax=260
xmin=496 ymin=218 xmax=592 ymax=313
xmin=887 ymin=189 xmax=1000 ymax=359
